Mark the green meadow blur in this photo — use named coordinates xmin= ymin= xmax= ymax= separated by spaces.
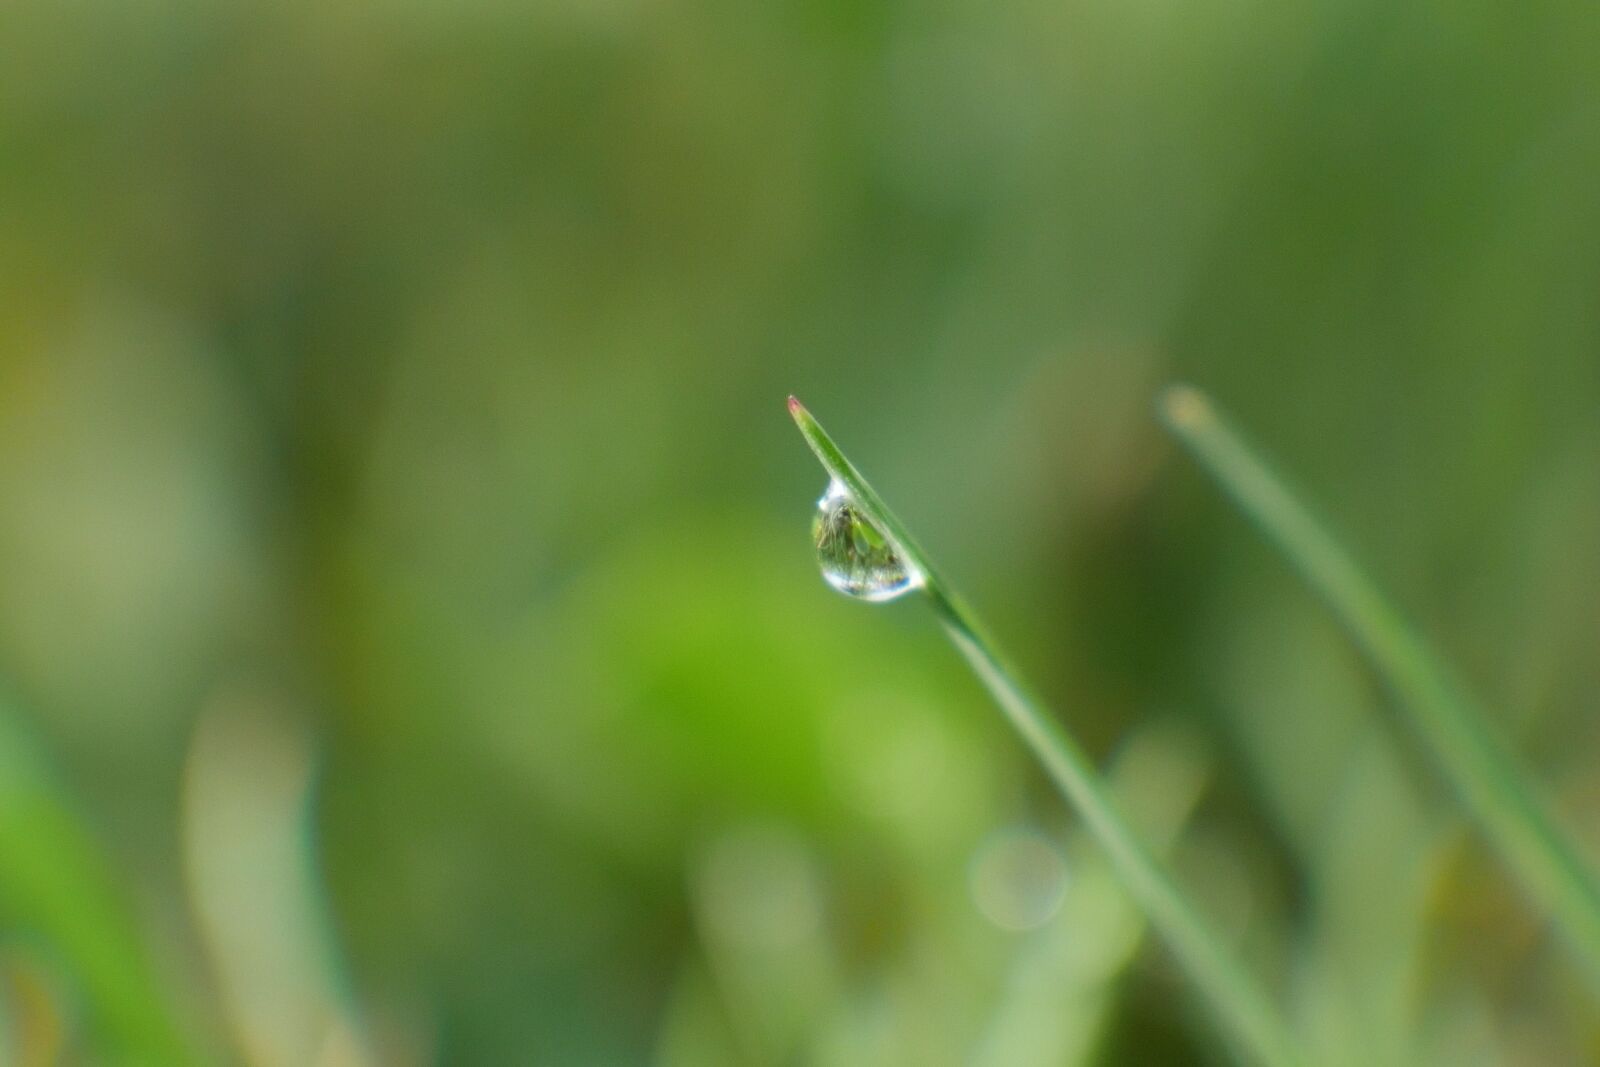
xmin=2 ymin=0 xmax=1599 ymax=1063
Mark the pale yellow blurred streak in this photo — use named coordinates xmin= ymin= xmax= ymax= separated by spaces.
xmin=180 ymin=690 xmax=373 ymax=1067
xmin=0 ymin=956 xmax=66 ymax=1067
xmin=688 ymin=823 xmax=841 ymax=1066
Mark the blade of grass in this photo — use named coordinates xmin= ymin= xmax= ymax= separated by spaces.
xmin=787 ymin=396 xmax=1304 ymax=1067
xmin=0 ymin=696 xmax=194 ymax=1063
xmin=1159 ymin=384 xmax=1600 ymax=986
xmin=972 ymin=720 xmax=1212 ymax=1067
xmin=182 ymin=698 xmax=373 ymax=1067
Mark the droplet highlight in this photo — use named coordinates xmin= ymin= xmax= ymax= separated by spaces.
xmin=968 ymin=826 xmax=1070 ymax=931
xmin=811 ymin=480 xmax=921 ymax=602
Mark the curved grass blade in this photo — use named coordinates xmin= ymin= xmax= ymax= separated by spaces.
xmin=182 ymin=698 xmax=374 ymax=1067
xmin=972 ymin=720 xmax=1212 ymax=1067
xmin=1159 ymin=384 xmax=1600 ymax=987
xmin=0 ymin=698 xmax=194 ymax=1063
xmin=788 ymin=396 xmax=1305 ymax=1067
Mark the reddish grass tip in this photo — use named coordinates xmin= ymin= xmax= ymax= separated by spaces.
xmin=787 ymin=395 xmax=803 ymax=415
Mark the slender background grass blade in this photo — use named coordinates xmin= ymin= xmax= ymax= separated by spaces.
xmin=1160 ymin=385 xmax=1600 ymax=988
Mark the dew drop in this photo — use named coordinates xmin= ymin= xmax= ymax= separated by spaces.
xmin=811 ymin=480 xmax=922 ymax=602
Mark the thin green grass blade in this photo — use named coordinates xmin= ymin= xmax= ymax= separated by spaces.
xmin=1159 ymin=384 xmax=1600 ymax=987
xmin=972 ymin=720 xmax=1212 ymax=1067
xmin=0 ymin=698 xmax=194 ymax=1063
xmin=788 ymin=396 xmax=1305 ymax=1067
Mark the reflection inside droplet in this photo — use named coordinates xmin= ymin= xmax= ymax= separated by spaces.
xmin=811 ymin=480 xmax=921 ymax=602
xmin=969 ymin=827 xmax=1070 ymax=931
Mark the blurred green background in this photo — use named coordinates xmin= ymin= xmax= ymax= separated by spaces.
xmin=2 ymin=0 xmax=1599 ymax=1063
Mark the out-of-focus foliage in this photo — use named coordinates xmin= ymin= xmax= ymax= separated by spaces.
xmin=0 ymin=0 xmax=1598 ymax=1063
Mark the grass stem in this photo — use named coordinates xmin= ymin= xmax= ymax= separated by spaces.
xmin=789 ymin=396 xmax=1305 ymax=1067
xmin=1159 ymin=384 xmax=1600 ymax=988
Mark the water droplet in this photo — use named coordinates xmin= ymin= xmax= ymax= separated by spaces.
xmin=811 ymin=480 xmax=921 ymax=602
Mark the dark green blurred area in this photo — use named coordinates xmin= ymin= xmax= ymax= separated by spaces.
xmin=2 ymin=0 xmax=1599 ymax=1063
